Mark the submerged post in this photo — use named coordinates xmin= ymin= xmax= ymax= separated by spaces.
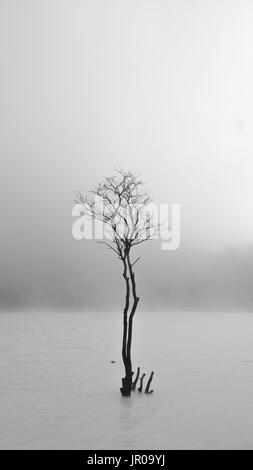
xmin=138 ymin=373 xmax=146 ymax=392
xmin=132 ymin=366 xmax=140 ymax=390
xmin=145 ymin=371 xmax=154 ymax=394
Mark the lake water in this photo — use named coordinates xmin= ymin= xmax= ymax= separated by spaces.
xmin=1 ymin=311 xmax=253 ymax=449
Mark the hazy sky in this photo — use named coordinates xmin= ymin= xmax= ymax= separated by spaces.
xmin=1 ymin=0 xmax=253 ymax=310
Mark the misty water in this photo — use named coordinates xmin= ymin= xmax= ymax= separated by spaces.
xmin=1 ymin=311 xmax=253 ymax=449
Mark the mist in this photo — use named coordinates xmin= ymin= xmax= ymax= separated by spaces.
xmin=1 ymin=0 xmax=253 ymax=311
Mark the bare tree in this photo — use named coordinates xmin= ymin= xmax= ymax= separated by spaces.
xmin=75 ymin=169 xmax=158 ymax=396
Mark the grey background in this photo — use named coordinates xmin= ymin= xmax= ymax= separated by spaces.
xmin=0 ymin=0 xmax=253 ymax=311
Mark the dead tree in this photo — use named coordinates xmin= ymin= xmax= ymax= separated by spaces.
xmin=75 ymin=169 xmax=158 ymax=397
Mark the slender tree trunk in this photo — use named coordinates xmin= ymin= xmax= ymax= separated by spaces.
xmin=126 ymin=252 xmax=140 ymax=370
xmin=121 ymin=259 xmax=129 ymax=370
xmin=120 ymin=252 xmax=140 ymax=397
xmin=120 ymin=258 xmax=132 ymax=396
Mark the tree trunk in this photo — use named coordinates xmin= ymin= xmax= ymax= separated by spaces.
xmin=120 ymin=258 xmax=132 ymax=396
xmin=126 ymin=252 xmax=139 ymax=381
xmin=120 ymin=252 xmax=140 ymax=397
xmin=120 ymin=368 xmax=132 ymax=396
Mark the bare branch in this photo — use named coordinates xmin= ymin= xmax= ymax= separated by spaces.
xmin=75 ymin=169 xmax=158 ymax=259
xmin=131 ymin=256 xmax=141 ymax=268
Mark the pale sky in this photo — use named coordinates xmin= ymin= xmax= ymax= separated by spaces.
xmin=1 ymin=0 xmax=253 ymax=310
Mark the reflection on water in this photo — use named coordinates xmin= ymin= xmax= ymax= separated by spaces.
xmin=1 ymin=311 xmax=253 ymax=449
xmin=118 ymin=398 xmax=136 ymax=449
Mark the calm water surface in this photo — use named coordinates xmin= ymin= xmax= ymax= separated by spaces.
xmin=1 ymin=311 xmax=253 ymax=449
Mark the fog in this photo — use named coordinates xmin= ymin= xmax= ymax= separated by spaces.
xmin=1 ymin=0 xmax=253 ymax=311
